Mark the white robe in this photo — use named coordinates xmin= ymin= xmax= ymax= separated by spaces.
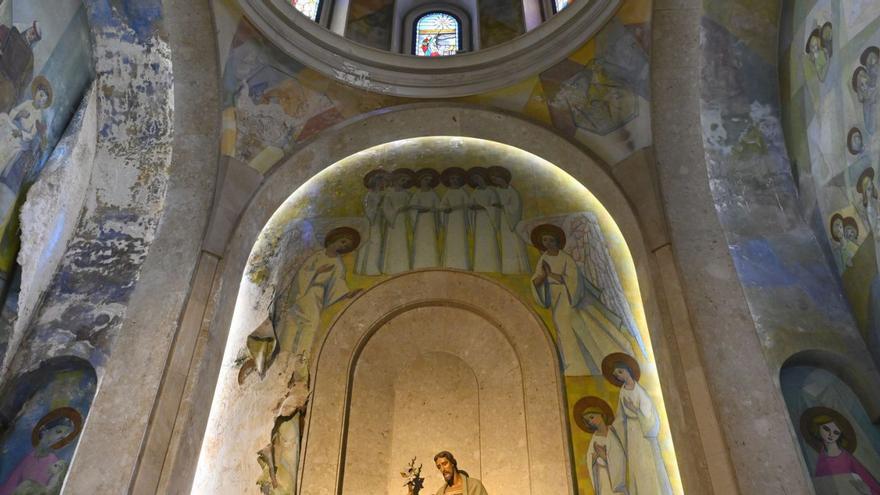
xmin=0 ymin=100 xmax=43 ymax=174
xmin=440 ymin=188 xmax=470 ymax=270
xmin=614 ymin=383 xmax=673 ymax=495
xmin=382 ymin=189 xmax=411 ymax=274
xmin=531 ymin=250 xmax=632 ymax=375
xmin=276 ymin=251 xmax=351 ymax=359
xmin=409 ymin=189 xmax=440 ymax=268
xmin=493 ymin=186 xmax=530 ymax=274
xmin=471 ymin=187 xmax=501 ymax=272
xmin=587 ymin=428 xmax=627 ymax=495
xmin=355 ymin=190 xmax=384 ymax=275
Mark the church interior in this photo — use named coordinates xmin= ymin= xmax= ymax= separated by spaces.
xmin=0 ymin=0 xmax=879 ymax=494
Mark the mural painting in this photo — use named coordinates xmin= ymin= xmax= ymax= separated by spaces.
xmin=211 ymin=0 xmax=652 ymax=176
xmin=782 ymin=366 xmax=880 ymax=494
xmin=196 ymin=137 xmax=681 ymax=495
xmin=0 ymin=0 xmax=93 ymax=358
xmin=783 ymin=0 xmax=880 ymax=360
xmin=0 ymin=359 xmax=96 ymax=495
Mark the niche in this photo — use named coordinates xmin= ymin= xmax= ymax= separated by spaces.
xmin=0 ymin=357 xmax=97 ymax=493
xmin=299 ymin=271 xmax=575 ymax=494
xmin=781 ymin=365 xmax=880 ymax=494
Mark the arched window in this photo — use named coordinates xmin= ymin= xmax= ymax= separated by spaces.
xmin=553 ymin=0 xmax=570 ymax=12
xmin=413 ymin=12 xmax=462 ymax=56
xmin=291 ymin=0 xmax=323 ymax=22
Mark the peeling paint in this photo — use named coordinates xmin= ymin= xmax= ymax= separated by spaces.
xmin=1 ymin=0 xmax=173 ymax=385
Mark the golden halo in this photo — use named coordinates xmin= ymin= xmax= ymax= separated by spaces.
xmin=390 ymin=168 xmax=416 ymax=187
xmin=857 ymin=167 xmax=875 ymax=194
xmin=800 ymin=407 xmax=857 ymax=453
xmin=466 ymin=167 xmax=490 ymax=188
xmin=573 ymin=396 xmax=614 ymax=433
xmin=487 ymin=165 xmax=511 ymax=184
xmin=323 ymin=226 xmax=361 ymax=253
xmin=530 ymin=224 xmax=566 ymax=251
xmin=601 ymin=353 xmax=641 ymax=386
xmin=440 ymin=167 xmax=467 ymax=187
xmin=30 ymin=76 xmax=53 ymax=108
xmin=31 ymin=407 xmax=83 ymax=450
xmin=415 ymin=168 xmax=440 ymax=188
xmin=362 ymin=169 xmax=387 ymax=188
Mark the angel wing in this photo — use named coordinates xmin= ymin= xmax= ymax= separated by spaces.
xmin=563 ymin=212 xmax=648 ymax=358
xmin=518 ymin=212 xmax=648 ymax=358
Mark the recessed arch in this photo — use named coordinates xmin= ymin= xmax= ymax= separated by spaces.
xmin=188 ymin=104 xmax=692 ymax=494
xmin=782 ymin=349 xmax=880 ymax=422
xmin=301 ymin=272 xmax=573 ymax=493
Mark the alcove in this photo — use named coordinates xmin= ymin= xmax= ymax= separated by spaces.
xmin=302 ymin=272 xmax=572 ymax=494
xmin=780 ymin=353 xmax=880 ymax=494
xmin=186 ymin=109 xmax=692 ymax=495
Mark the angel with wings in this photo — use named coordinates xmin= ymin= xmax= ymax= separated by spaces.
xmin=243 ymin=217 xmax=367 ymax=380
xmin=525 ymin=212 xmax=647 ymax=376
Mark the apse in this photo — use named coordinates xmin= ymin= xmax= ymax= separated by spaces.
xmin=193 ymin=137 xmax=682 ymax=495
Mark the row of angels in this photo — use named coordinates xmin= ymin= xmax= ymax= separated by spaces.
xmin=355 ymin=166 xmax=531 ymax=276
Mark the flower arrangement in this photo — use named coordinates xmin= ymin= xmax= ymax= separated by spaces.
xmin=401 ymin=457 xmax=424 ymax=494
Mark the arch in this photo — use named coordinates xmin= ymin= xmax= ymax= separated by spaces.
xmin=183 ymin=104 xmax=703 ymax=494
xmin=236 ymin=0 xmax=622 ymax=97
xmin=301 ymin=271 xmax=573 ymax=493
xmin=0 ymin=356 xmax=97 ymax=432
xmin=782 ymin=350 xmax=880 ymax=422
xmin=779 ymin=362 xmax=880 ymax=493
xmin=0 ymin=356 xmax=97 ymax=492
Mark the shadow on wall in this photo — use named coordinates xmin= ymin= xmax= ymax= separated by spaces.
xmin=0 ymin=356 xmax=96 ymax=494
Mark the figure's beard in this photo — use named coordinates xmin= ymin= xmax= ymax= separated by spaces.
xmin=444 ymin=470 xmax=455 ymax=485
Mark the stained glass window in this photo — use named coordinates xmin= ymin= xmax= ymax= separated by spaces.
xmin=554 ymin=0 xmax=570 ymax=12
xmin=414 ymin=12 xmax=460 ymax=57
xmin=291 ymin=0 xmax=321 ymax=21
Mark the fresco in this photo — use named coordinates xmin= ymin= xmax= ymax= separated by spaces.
xmin=196 ymin=137 xmax=681 ymax=495
xmin=782 ymin=0 xmax=880 ymax=360
xmin=0 ymin=0 xmax=94 ymax=360
xmin=212 ymin=0 xmax=652 ymax=174
xmin=782 ymin=366 xmax=880 ymax=494
xmin=478 ymin=0 xmax=524 ymax=48
xmin=0 ymin=358 xmax=96 ymax=495
xmin=345 ymin=0 xmax=394 ymax=50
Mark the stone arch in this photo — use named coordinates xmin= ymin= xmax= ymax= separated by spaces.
xmin=301 ymin=270 xmax=572 ymax=494
xmin=236 ymin=0 xmax=621 ymax=97
xmin=176 ymin=103 xmax=710 ymax=493
xmin=782 ymin=350 xmax=880 ymax=421
xmin=779 ymin=359 xmax=880 ymax=494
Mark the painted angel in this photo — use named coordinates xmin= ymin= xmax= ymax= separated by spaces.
xmin=242 ymin=218 xmax=366 ymax=380
xmin=523 ymin=212 xmax=647 ymax=376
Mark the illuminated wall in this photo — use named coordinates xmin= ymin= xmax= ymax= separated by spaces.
xmin=195 ymin=137 xmax=682 ymax=495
